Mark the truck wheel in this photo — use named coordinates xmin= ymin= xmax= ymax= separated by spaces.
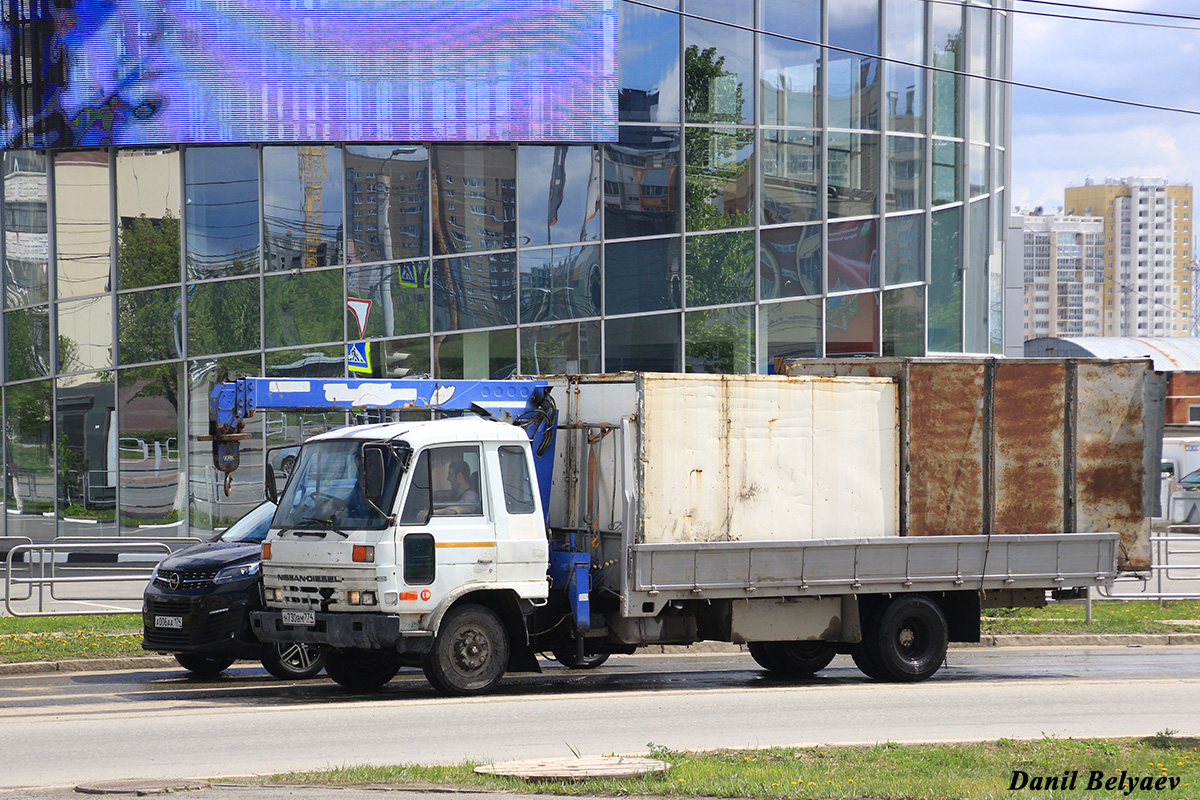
xmin=174 ymin=654 xmax=236 ymax=676
xmin=261 ymin=642 xmax=327 ymax=680
xmin=423 ymin=604 xmax=509 ymax=696
xmin=749 ymin=642 xmax=835 ymax=676
xmin=874 ymin=595 xmax=948 ymax=682
xmin=748 ymin=642 xmax=787 ymax=672
xmin=553 ymin=647 xmax=610 ymax=669
xmin=325 ymin=648 xmax=401 ymax=691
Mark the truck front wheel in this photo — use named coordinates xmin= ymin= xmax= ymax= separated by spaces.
xmin=325 ymin=648 xmax=401 ymax=691
xmin=423 ymin=604 xmax=509 ymax=696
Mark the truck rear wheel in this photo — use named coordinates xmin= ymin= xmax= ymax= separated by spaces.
xmin=552 ymin=646 xmax=610 ymax=669
xmin=872 ymin=595 xmax=948 ymax=682
xmin=749 ymin=641 xmax=835 ymax=676
xmin=423 ymin=604 xmax=509 ymax=696
xmin=325 ymin=648 xmax=401 ymax=691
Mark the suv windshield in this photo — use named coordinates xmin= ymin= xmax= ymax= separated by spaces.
xmin=215 ymin=501 xmax=277 ymax=543
xmin=273 ymin=440 xmax=405 ymax=530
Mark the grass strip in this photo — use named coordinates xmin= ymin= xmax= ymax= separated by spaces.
xmin=0 ymin=614 xmax=144 ymax=664
xmin=268 ymin=736 xmax=1200 ymax=799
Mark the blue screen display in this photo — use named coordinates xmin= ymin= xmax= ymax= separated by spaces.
xmin=1 ymin=0 xmax=617 ymax=149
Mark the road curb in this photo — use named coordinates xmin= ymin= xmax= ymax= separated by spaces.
xmin=0 ymin=655 xmax=176 ymax=676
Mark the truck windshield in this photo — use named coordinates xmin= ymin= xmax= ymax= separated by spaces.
xmin=272 ymin=440 xmax=404 ymax=531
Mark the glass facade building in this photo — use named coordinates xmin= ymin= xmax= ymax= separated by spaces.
xmin=0 ymin=0 xmax=1011 ymax=538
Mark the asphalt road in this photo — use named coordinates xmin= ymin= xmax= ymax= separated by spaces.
xmin=2 ymin=647 xmax=1198 ymax=795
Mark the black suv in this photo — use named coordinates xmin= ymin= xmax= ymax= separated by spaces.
xmin=142 ymin=502 xmax=326 ymax=679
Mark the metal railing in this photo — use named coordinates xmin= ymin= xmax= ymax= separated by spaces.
xmin=1099 ymin=528 xmax=1200 ymax=600
xmin=4 ymin=541 xmax=173 ymax=617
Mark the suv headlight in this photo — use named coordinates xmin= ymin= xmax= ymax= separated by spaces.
xmin=213 ymin=561 xmax=261 ymax=584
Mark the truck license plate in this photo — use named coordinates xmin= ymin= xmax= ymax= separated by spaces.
xmin=282 ymin=610 xmax=315 ymax=626
xmin=155 ymin=615 xmax=183 ymax=629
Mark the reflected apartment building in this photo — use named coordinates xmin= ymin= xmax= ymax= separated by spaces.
xmin=1 ymin=0 xmax=1013 ymax=539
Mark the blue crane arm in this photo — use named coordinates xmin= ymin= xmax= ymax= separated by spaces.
xmin=206 ymin=377 xmax=557 ymax=506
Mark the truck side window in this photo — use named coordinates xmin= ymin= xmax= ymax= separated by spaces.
xmin=429 ymin=445 xmax=483 ymax=517
xmin=399 ymin=451 xmax=432 ymax=525
xmin=403 ymin=533 xmax=435 ymax=585
xmin=498 ymin=446 xmax=535 ymax=514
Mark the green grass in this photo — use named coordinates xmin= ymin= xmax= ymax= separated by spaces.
xmin=266 ymin=737 xmax=1200 ymax=799
xmin=0 ymin=613 xmax=146 ymax=664
xmin=982 ymin=600 xmax=1200 ymax=635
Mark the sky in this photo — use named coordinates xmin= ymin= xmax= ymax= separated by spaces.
xmin=1010 ymin=0 xmax=1200 ymax=213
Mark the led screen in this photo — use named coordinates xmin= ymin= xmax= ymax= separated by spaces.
xmin=1 ymin=0 xmax=617 ymax=149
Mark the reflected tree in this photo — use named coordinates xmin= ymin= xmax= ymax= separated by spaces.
xmin=118 ymin=213 xmax=181 ymax=408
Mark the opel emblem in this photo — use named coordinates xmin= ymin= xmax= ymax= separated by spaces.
xmin=168 ymin=572 xmax=181 ymax=591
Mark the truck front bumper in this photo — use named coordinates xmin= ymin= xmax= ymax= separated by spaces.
xmin=250 ymin=610 xmax=433 ymax=654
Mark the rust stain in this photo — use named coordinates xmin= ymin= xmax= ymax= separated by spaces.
xmin=993 ymin=361 xmax=1065 ymax=534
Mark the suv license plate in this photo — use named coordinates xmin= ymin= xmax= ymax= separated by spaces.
xmin=155 ymin=615 xmax=183 ymax=629
xmin=282 ymin=610 xmax=315 ymax=626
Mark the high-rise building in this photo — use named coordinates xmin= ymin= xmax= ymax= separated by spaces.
xmin=0 ymin=0 xmax=1013 ymax=541
xmin=1064 ymin=178 xmax=1194 ymax=337
xmin=1018 ymin=213 xmax=1105 ymax=340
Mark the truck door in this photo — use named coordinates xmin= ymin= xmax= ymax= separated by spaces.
xmin=489 ymin=443 xmax=546 ymax=585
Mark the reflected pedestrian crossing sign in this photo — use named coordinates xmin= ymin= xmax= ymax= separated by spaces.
xmin=399 ymin=263 xmax=419 ymax=288
xmin=348 ymin=341 xmax=372 ymax=374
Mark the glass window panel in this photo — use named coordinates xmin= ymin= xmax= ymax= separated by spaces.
xmin=932 ymin=139 xmax=961 ymax=206
xmin=605 ymin=313 xmax=681 ymax=372
xmin=55 ymin=150 xmax=111 ymax=300
xmin=828 ymin=218 xmax=879 ymax=292
xmin=57 ymin=295 xmax=112 ymax=373
xmin=882 ymin=286 xmax=926 ymax=356
xmin=965 ymin=197 xmax=990 ymax=354
xmin=885 ymin=212 xmax=925 ymax=286
xmin=434 ymin=329 xmax=516 ymax=379
xmin=431 ymin=145 xmax=516 ymax=257
xmin=187 ymin=277 xmax=261 ymax=357
xmin=761 ymin=0 xmax=819 ymax=38
xmin=932 ymin=3 xmax=963 ymax=138
xmin=119 ymin=287 xmax=182 ymax=366
xmin=829 ymin=0 xmax=881 ymax=131
xmin=640 ymin=0 xmax=678 ymax=9
xmin=118 ymin=363 xmax=185 ymax=535
xmin=432 ymin=252 xmax=516 ymax=332
xmin=344 ymin=145 xmax=429 ymax=265
xmin=606 ymin=237 xmax=681 ymax=315
xmin=828 ymin=132 xmax=880 ymax=219
xmin=5 ymin=305 xmax=52 ymax=381
xmin=929 ymin=206 xmax=963 ymax=352
xmin=264 ymin=268 xmax=344 ymax=349
xmin=519 ymin=146 xmax=600 ymax=247
xmin=826 ymin=291 xmax=880 ymax=355
xmin=686 ymin=230 xmax=753 ymax=307
xmin=618 ymin=1 xmax=681 ymax=123
xmin=605 ymin=126 xmax=681 ymax=239
xmin=346 ymin=261 xmax=430 ymax=340
xmin=379 ymin=336 xmax=432 ymax=378
xmin=686 ymin=127 xmax=753 ymax=231
xmin=685 ymin=19 xmax=754 ymax=125
xmin=758 ymin=298 xmax=821 ymax=370
xmin=187 ymin=354 xmax=263 ymax=533
xmin=970 ymin=143 xmax=988 ymax=198
xmin=760 ymin=34 xmax=819 ymax=128
xmin=4 ymin=151 xmax=50 ymax=307
xmin=263 ymin=146 xmax=344 ymax=271
xmin=6 ymin=380 xmax=55 ymax=517
xmin=686 ymin=305 xmax=754 ymax=373
xmin=266 ymin=345 xmax=345 ymax=378
xmin=519 ymin=245 xmax=601 ymax=324
xmin=520 ymin=320 xmax=602 ymax=375
xmin=761 ymin=129 xmax=820 ymax=226
xmin=969 ymin=6 xmax=990 ymax=142
xmin=886 ymin=0 xmax=925 ymax=132
xmin=887 ymin=135 xmax=923 ymax=212
xmin=185 ymin=147 xmax=260 ymax=279
xmin=760 ymin=223 xmax=822 ymax=300
xmin=116 ymin=149 xmax=181 ymax=291
xmin=686 ymin=0 xmax=751 ymax=27
xmin=992 ymin=12 xmax=1008 ymax=147
xmin=57 ymin=374 xmax=118 ymax=536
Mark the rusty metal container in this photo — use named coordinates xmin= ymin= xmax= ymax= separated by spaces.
xmin=775 ymin=358 xmax=1164 ymax=571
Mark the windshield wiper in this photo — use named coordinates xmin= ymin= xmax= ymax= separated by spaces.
xmin=276 ymin=517 xmax=349 ymax=538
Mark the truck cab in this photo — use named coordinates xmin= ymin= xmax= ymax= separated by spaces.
xmin=253 ymin=416 xmax=550 ymax=694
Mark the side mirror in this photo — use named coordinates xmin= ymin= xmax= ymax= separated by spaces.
xmin=264 ymin=462 xmax=278 ymax=504
xmin=363 ymin=447 xmax=385 ymax=501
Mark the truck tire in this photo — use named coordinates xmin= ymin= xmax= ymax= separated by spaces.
xmin=553 ymin=647 xmax=610 ymax=669
xmin=423 ymin=604 xmax=509 ymax=696
xmin=325 ymin=648 xmax=401 ymax=691
xmin=174 ymin=654 xmax=236 ymax=676
xmin=261 ymin=642 xmax=327 ymax=680
xmin=873 ymin=595 xmax=948 ymax=682
xmin=749 ymin=642 xmax=835 ymax=676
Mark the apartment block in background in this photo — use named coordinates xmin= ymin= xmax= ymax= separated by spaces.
xmin=1019 ymin=212 xmax=1105 ymax=340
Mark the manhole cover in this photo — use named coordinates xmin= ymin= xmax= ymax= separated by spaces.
xmin=475 ymin=756 xmax=670 ymax=781
xmin=75 ymin=778 xmax=210 ymax=795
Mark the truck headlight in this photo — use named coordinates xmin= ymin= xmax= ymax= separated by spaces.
xmin=213 ymin=561 xmax=261 ymax=584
